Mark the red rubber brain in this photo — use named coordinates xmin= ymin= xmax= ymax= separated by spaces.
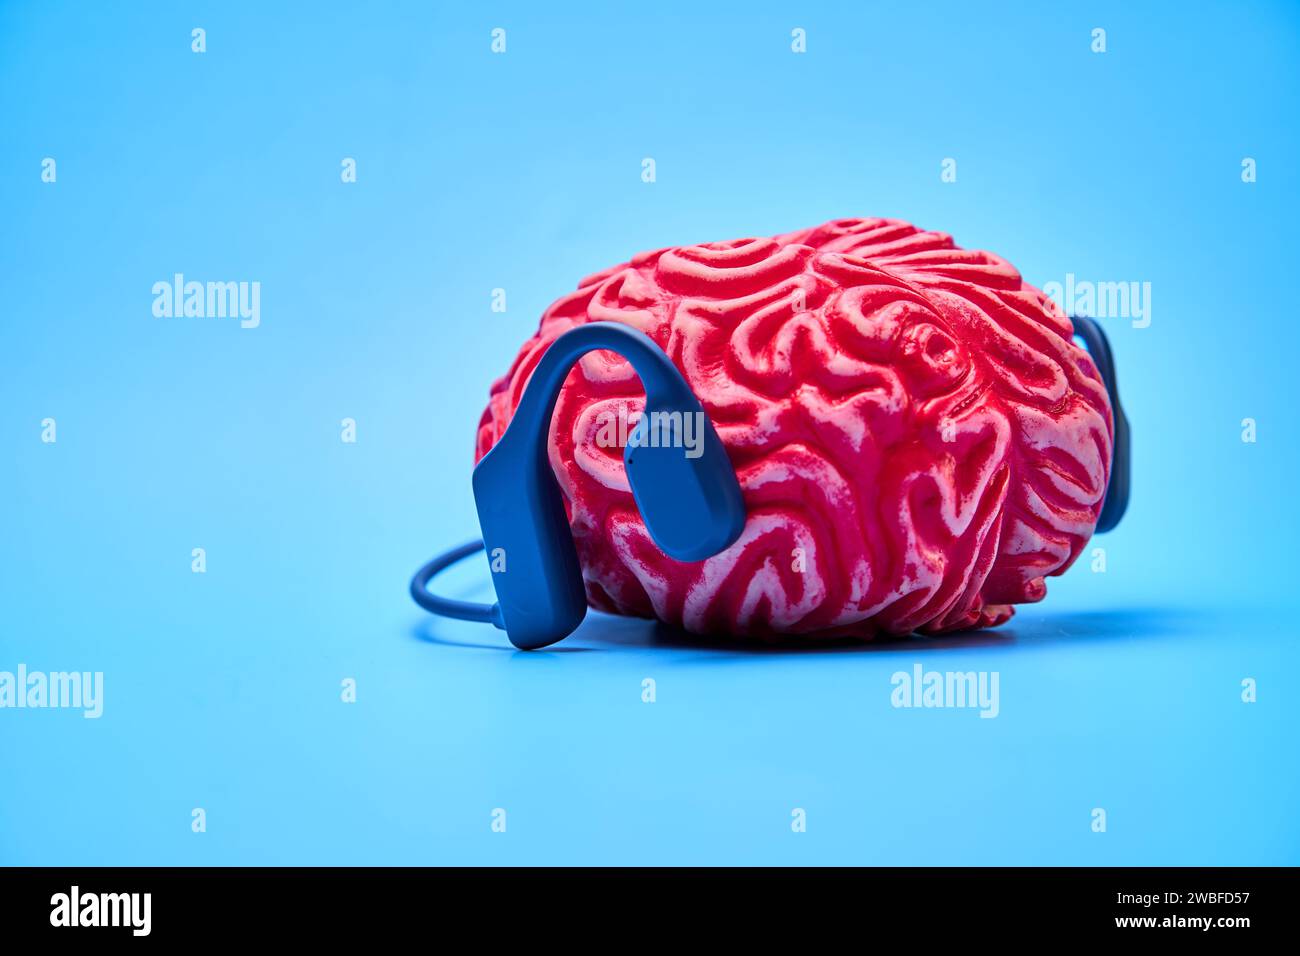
xmin=475 ymin=218 xmax=1114 ymax=639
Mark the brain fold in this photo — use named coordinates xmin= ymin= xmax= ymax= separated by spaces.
xmin=476 ymin=218 xmax=1113 ymax=640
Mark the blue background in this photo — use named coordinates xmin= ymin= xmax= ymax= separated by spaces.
xmin=2 ymin=0 xmax=1297 ymax=865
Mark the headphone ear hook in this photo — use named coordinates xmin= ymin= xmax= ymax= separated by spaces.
xmin=469 ymin=322 xmax=745 ymax=649
xmin=1071 ymin=315 xmax=1130 ymax=534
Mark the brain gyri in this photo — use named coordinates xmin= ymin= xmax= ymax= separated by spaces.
xmin=476 ymin=218 xmax=1114 ymax=639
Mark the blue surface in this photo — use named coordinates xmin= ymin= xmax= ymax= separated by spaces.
xmin=2 ymin=0 xmax=1297 ymax=865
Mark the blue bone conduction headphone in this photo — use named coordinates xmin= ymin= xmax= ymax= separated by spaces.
xmin=411 ymin=317 xmax=1129 ymax=650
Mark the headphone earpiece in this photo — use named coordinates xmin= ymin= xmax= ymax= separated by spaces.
xmin=624 ymin=400 xmax=745 ymax=564
xmin=471 ymin=427 xmax=588 ymax=650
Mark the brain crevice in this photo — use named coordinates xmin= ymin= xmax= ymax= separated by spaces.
xmin=476 ymin=218 xmax=1114 ymax=640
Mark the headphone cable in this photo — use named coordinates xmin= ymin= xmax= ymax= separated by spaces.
xmin=409 ymin=540 xmax=502 ymax=625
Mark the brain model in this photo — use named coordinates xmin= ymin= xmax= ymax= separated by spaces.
xmin=475 ymin=218 xmax=1114 ymax=639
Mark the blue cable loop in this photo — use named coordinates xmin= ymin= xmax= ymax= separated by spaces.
xmin=409 ymin=539 xmax=503 ymax=627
